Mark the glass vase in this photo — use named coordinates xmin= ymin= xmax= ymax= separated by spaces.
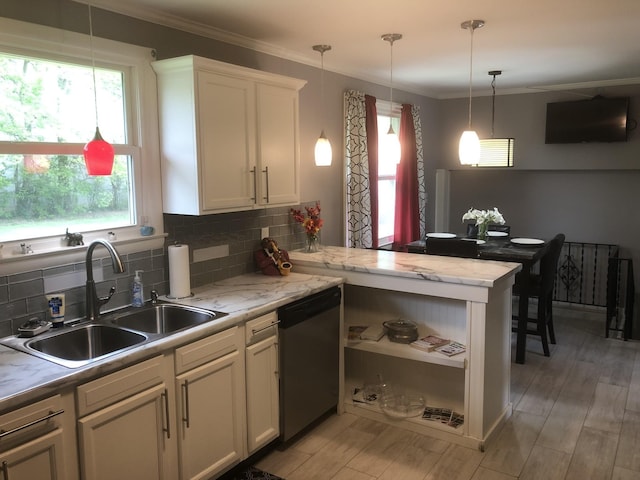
xmin=477 ymin=222 xmax=489 ymax=240
xmin=306 ymin=234 xmax=319 ymax=253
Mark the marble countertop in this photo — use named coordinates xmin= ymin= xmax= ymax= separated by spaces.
xmin=288 ymin=245 xmax=521 ymax=287
xmin=0 ymin=272 xmax=343 ymax=414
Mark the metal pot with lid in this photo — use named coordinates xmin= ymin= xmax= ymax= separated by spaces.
xmin=383 ymin=319 xmax=418 ymax=343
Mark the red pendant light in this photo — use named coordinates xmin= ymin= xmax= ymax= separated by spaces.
xmin=84 ymin=127 xmax=114 ymax=175
xmin=83 ymin=2 xmax=114 ymax=176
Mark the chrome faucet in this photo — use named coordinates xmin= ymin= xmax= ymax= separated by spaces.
xmin=85 ymin=239 xmax=125 ymax=321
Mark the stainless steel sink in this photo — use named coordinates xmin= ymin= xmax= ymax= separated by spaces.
xmin=110 ymin=303 xmax=223 ymax=334
xmin=21 ymin=324 xmax=148 ymax=368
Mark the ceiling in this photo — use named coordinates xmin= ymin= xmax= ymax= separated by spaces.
xmin=86 ymin=0 xmax=640 ymax=99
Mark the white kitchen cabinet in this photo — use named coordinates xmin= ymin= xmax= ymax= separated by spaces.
xmin=152 ymin=55 xmax=306 ymax=215
xmin=245 ymin=312 xmax=279 ymax=454
xmin=174 ymin=325 xmax=246 ymax=480
xmin=0 ymin=395 xmax=71 ymax=480
xmin=76 ymin=356 xmax=178 ymax=480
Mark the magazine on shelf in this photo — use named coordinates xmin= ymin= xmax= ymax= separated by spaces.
xmin=409 ymin=334 xmax=450 ymax=352
xmin=422 ymin=406 xmax=464 ymax=428
xmin=434 ymin=341 xmax=466 ymax=356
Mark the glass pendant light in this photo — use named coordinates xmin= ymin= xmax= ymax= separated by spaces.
xmin=83 ymin=2 xmax=115 ymax=176
xmin=459 ymin=19 xmax=484 ymax=165
xmin=381 ymin=33 xmax=402 ymax=165
xmin=313 ymin=45 xmax=332 ymax=166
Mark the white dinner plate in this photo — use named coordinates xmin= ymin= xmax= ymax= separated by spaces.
xmin=426 ymin=232 xmax=456 ymax=238
xmin=487 ymin=231 xmax=508 ymax=237
xmin=511 ymin=237 xmax=545 ymax=246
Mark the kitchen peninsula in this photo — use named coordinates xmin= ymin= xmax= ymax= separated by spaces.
xmin=288 ymin=246 xmax=521 ymax=450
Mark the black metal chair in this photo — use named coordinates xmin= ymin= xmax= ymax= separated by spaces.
xmin=512 ymin=233 xmax=566 ymax=356
xmin=425 ymin=237 xmax=478 ymax=258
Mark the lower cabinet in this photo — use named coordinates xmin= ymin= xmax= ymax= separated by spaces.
xmin=0 ymin=394 xmax=74 ymax=480
xmin=76 ymin=356 xmax=177 ymax=480
xmin=245 ymin=312 xmax=279 ymax=454
xmin=174 ymin=326 xmax=245 ymax=480
xmin=0 ymin=392 xmax=78 ymax=480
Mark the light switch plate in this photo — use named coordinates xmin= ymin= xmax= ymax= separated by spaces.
xmin=261 ymin=227 xmax=269 ymax=239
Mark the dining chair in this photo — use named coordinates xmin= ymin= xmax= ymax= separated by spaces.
xmin=425 ymin=237 xmax=478 ymax=258
xmin=512 ymin=233 xmax=566 ymax=356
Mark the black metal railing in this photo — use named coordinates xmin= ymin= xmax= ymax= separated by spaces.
xmin=553 ymin=241 xmax=634 ymax=339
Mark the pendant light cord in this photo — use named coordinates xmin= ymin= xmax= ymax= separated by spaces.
xmin=88 ymin=3 xmax=99 ymax=128
xmin=490 ymin=74 xmax=496 ymax=138
xmin=467 ymin=26 xmax=474 ymax=129
xmin=389 ymin=38 xmax=394 ymax=109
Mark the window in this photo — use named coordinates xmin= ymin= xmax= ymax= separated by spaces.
xmin=376 ymin=107 xmax=400 ymax=247
xmin=0 ymin=17 xmax=161 ymax=257
xmin=0 ymin=54 xmax=133 ymax=241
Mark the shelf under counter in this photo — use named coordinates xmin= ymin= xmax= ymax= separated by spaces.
xmin=345 ymin=337 xmax=465 ymax=369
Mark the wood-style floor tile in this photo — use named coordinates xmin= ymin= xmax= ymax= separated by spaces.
xmin=518 ymin=445 xmax=571 ymax=480
xmin=564 ymin=426 xmax=619 ymax=480
xmin=480 ymin=411 xmax=546 ymax=477
xmin=423 ymin=444 xmax=484 ymax=480
xmin=614 ymin=409 xmax=640 ymax=473
xmin=583 ymin=382 xmax=627 ymax=434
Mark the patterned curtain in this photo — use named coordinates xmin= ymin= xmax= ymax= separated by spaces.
xmin=345 ymin=90 xmax=373 ymax=248
xmin=413 ymin=106 xmax=426 ymax=239
xmin=345 ymin=91 xmax=426 ymax=249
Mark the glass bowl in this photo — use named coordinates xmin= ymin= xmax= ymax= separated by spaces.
xmin=379 ymin=392 xmax=425 ymax=418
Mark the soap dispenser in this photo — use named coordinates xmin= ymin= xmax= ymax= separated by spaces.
xmin=132 ymin=270 xmax=144 ymax=307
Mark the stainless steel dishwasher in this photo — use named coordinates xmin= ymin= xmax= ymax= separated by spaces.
xmin=278 ymin=286 xmax=341 ymax=444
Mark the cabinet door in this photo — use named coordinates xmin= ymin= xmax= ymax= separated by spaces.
xmin=78 ymin=384 xmax=173 ymax=480
xmin=246 ymin=335 xmax=279 ymax=454
xmin=197 ymin=71 xmax=256 ymax=211
xmin=0 ymin=429 xmax=65 ymax=480
xmin=176 ymin=349 xmax=245 ymax=480
xmin=256 ymin=83 xmax=299 ymax=206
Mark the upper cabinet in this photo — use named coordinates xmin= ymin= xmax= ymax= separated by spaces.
xmin=152 ymin=55 xmax=306 ymax=215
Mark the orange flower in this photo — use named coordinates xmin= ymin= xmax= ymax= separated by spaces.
xmin=291 ymin=202 xmax=323 ymax=238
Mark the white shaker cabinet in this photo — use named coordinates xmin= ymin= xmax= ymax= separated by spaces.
xmin=0 ymin=395 xmax=73 ymax=480
xmin=174 ymin=325 xmax=246 ymax=480
xmin=76 ymin=356 xmax=177 ymax=480
xmin=245 ymin=312 xmax=279 ymax=454
xmin=152 ymin=55 xmax=306 ymax=215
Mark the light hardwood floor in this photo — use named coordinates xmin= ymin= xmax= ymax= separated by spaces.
xmin=255 ymin=306 xmax=640 ymax=480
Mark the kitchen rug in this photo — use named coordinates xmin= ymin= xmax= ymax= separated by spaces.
xmin=227 ymin=466 xmax=284 ymax=480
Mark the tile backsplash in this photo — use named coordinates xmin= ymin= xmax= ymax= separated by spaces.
xmin=0 ymin=204 xmax=309 ymax=336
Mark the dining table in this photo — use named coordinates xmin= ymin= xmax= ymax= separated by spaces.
xmin=406 ymin=235 xmax=551 ymax=364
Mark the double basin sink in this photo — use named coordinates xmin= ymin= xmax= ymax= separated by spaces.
xmin=1 ymin=303 xmax=227 ymax=369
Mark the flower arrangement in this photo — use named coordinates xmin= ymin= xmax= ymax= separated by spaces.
xmin=462 ymin=207 xmax=505 ymax=239
xmin=291 ymin=202 xmax=323 ymax=251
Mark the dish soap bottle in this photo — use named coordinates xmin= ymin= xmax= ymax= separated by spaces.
xmin=132 ymin=270 xmax=144 ymax=307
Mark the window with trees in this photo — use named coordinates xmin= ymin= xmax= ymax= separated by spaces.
xmin=377 ymin=113 xmax=400 ymax=247
xmin=0 ymin=17 xmax=159 ymax=255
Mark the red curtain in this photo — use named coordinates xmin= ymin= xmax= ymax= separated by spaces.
xmin=392 ymin=104 xmax=420 ymax=251
xmin=364 ymin=95 xmax=379 ymax=249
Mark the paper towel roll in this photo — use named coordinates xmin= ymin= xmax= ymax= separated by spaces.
xmin=168 ymin=244 xmax=191 ymax=298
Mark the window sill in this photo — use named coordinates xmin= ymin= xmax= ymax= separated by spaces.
xmin=0 ymin=232 xmax=167 ymax=275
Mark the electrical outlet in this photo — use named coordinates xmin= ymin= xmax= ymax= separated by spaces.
xmin=261 ymin=227 xmax=269 ymax=239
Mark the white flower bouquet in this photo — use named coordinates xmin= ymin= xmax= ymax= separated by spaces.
xmin=461 ymin=207 xmax=505 ymax=226
xmin=462 ymin=207 xmax=505 ymax=239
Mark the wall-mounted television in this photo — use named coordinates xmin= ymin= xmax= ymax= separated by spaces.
xmin=545 ymin=96 xmax=629 ymax=144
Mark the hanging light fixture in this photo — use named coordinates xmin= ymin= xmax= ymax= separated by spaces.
xmin=313 ymin=44 xmax=332 ymax=166
xmin=381 ymin=33 xmax=402 ymax=165
xmin=83 ymin=2 xmax=115 ymax=176
xmin=478 ymin=70 xmax=514 ymax=167
xmin=459 ymin=19 xmax=484 ymax=165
